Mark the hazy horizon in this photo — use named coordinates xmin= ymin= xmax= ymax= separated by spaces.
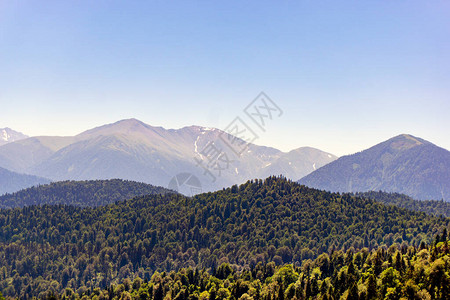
xmin=1 ymin=1 xmax=449 ymax=156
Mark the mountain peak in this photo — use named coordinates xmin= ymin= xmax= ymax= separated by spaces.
xmin=108 ymin=118 xmax=153 ymax=129
xmin=0 ymin=128 xmax=28 ymax=146
xmin=388 ymin=134 xmax=428 ymax=151
xmin=1 ymin=119 xmax=338 ymax=194
xmin=299 ymin=134 xmax=450 ymax=200
xmin=116 ymin=118 xmax=146 ymax=126
xmin=77 ymin=118 xmax=162 ymax=138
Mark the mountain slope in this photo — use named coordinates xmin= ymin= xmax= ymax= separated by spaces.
xmin=0 ymin=119 xmax=337 ymax=192
xmin=259 ymin=146 xmax=337 ymax=180
xmin=0 ymin=128 xmax=28 ymax=146
xmin=0 ymin=177 xmax=446 ymax=297
xmin=0 ymin=167 xmax=50 ymax=195
xmin=0 ymin=136 xmax=75 ymax=173
xmin=354 ymin=190 xmax=450 ymax=217
xmin=299 ymin=134 xmax=450 ymax=201
xmin=0 ymin=179 xmax=173 ymax=208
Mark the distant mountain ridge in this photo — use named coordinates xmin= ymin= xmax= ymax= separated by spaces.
xmin=299 ymin=134 xmax=450 ymax=201
xmin=0 ymin=167 xmax=50 ymax=195
xmin=0 ymin=119 xmax=337 ymax=193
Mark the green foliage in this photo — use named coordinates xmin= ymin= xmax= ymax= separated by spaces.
xmin=356 ymin=190 xmax=450 ymax=217
xmin=0 ymin=179 xmax=172 ymax=208
xmin=20 ymin=239 xmax=450 ymax=299
xmin=0 ymin=176 xmax=448 ymax=298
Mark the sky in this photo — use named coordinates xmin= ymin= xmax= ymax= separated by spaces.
xmin=0 ymin=1 xmax=449 ymax=156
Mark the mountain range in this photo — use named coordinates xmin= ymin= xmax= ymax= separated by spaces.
xmin=0 ymin=127 xmax=28 ymax=146
xmin=299 ymin=134 xmax=450 ymax=201
xmin=0 ymin=119 xmax=337 ymax=193
xmin=2 ymin=120 xmax=449 ymax=200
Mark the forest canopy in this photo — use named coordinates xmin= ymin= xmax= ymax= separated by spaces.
xmin=0 ymin=179 xmax=173 ymax=208
xmin=0 ymin=177 xmax=448 ymax=298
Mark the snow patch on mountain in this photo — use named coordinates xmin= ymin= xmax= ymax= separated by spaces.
xmin=2 ymin=130 xmax=10 ymax=141
xmin=0 ymin=128 xmax=28 ymax=146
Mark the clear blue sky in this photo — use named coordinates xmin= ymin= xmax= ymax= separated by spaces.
xmin=1 ymin=1 xmax=449 ymax=156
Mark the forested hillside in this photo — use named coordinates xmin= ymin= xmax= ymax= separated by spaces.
xmin=355 ymin=190 xmax=450 ymax=218
xmin=0 ymin=167 xmax=50 ymax=196
xmin=34 ymin=234 xmax=450 ymax=300
xmin=0 ymin=179 xmax=173 ymax=208
xmin=0 ymin=177 xmax=447 ymax=297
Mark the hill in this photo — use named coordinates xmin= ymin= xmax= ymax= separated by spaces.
xmin=0 ymin=177 xmax=446 ymax=297
xmin=299 ymin=134 xmax=450 ymax=201
xmin=355 ymin=190 xmax=450 ymax=218
xmin=0 ymin=179 xmax=173 ymax=208
xmin=0 ymin=167 xmax=50 ymax=195
xmin=0 ymin=119 xmax=337 ymax=193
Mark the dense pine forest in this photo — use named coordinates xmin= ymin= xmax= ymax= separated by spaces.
xmin=0 ymin=177 xmax=448 ymax=298
xmin=0 ymin=179 xmax=172 ymax=208
xmin=32 ymin=235 xmax=450 ymax=299
xmin=354 ymin=191 xmax=450 ymax=218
